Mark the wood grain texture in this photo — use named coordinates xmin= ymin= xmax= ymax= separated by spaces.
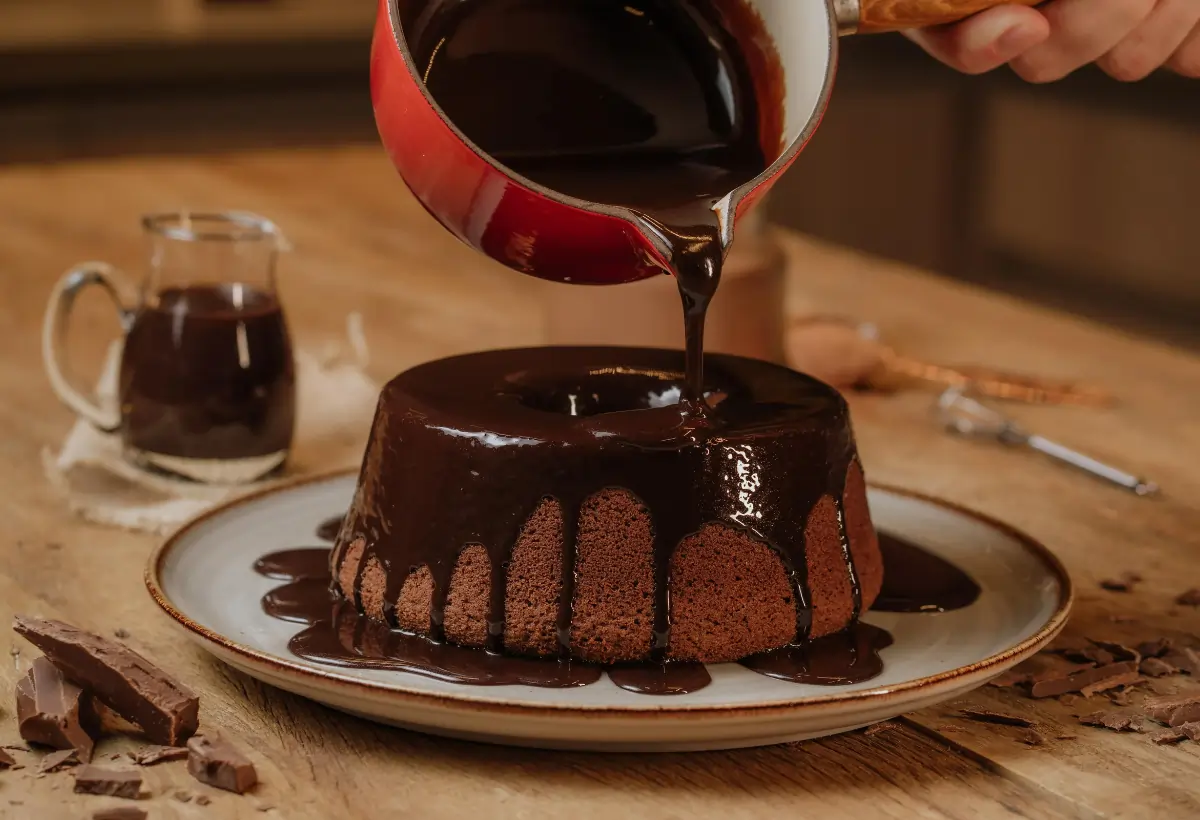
xmin=0 ymin=146 xmax=1197 ymax=817
xmin=858 ymin=0 xmax=1042 ymax=33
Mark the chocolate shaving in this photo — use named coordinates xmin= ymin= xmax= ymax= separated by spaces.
xmin=1137 ymin=639 xmax=1173 ymax=659
xmin=13 ymin=615 xmax=199 ymax=746
xmin=1087 ymin=640 xmax=1140 ymax=664
xmin=1081 ymin=672 xmax=1144 ymax=698
xmin=1030 ymin=661 xmax=1138 ymax=698
xmin=187 ymin=735 xmax=257 ymax=794
xmin=133 ymin=744 xmax=190 ymax=766
xmin=74 ymin=764 xmax=144 ymax=799
xmin=1151 ymin=728 xmax=1186 ymax=745
xmin=16 ymin=656 xmax=99 ymax=762
xmin=0 ymin=749 xmax=15 ymax=769
xmin=1017 ymin=728 xmax=1046 ymax=746
xmin=1079 ymin=712 xmax=1143 ymax=732
xmin=1175 ymin=589 xmax=1200 ymax=607
xmin=92 ymin=809 xmax=147 ymax=820
xmin=38 ymin=748 xmax=79 ymax=774
xmin=959 ymin=708 xmax=1036 ymax=727
xmin=1140 ymin=657 xmax=1178 ymax=678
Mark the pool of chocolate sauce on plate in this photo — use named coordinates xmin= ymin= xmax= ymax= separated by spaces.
xmin=255 ymin=532 xmax=979 ymax=694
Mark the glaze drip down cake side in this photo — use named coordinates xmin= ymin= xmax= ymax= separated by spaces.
xmin=330 ymin=347 xmax=882 ymax=664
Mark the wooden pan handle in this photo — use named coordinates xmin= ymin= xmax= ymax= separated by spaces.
xmin=856 ymin=0 xmax=1042 ymax=34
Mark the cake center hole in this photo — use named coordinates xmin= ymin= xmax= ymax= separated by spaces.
xmin=507 ymin=370 xmax=713 ymax=417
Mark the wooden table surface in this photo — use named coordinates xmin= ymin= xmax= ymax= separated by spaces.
xmin=0 ymin=146 xmax=1198 ymax=819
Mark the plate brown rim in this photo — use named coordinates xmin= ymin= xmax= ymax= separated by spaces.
xmin=145 ymin=468 xmax=1073 ymax=719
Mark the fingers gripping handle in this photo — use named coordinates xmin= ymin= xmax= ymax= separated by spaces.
xmin=42 ymin=262 xmax=130 ymax=432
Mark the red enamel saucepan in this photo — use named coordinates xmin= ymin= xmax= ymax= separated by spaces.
xmin=371 ymin=0 xmax=1037 ymax=285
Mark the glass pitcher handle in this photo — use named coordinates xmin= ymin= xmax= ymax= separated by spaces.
xmin=41 ymin=261 xmax=132 ymax=432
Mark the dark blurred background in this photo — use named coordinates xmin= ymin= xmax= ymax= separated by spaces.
xmin=2 ymin=0 xmax=1196 ymax=347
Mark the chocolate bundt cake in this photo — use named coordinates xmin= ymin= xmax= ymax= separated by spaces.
xmin=331 ymin=346 xmax=881 ymax=664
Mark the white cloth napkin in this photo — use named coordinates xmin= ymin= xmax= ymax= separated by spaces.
xmin=42 ymin=315 xmax=379 ymax=535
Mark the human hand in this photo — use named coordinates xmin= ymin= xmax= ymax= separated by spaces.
xmin=904 ymin=1 xmax=1200 ymax=82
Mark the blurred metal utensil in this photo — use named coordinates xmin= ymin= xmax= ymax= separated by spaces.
xmin=937 ymin=387 xmax=1159 ymax=497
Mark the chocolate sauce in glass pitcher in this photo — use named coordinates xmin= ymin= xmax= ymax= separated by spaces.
xmin=408 ymin=0 xmax=781 ymax=401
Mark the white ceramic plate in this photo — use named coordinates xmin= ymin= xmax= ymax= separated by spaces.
xmin=146 ymin=472 xmax=1071 ymax=752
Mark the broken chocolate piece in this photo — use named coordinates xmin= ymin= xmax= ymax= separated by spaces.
xmin=1030 ymin=661 xmax=1139 ymax=698
xmin=1079 ymin=712 xmax=1142 ymax=732
xmin=133 ymin=744 xmax=190 ymax=766
xmin=1180 ymin=722 xmax=1200 ymax=741
xmin=13 ymin=615 xmax=199 ymax=746
xmin=16 ymin=656 xmax=99 ymax=761
xmin=187 ymin=735 xmax=257 ymax=794
xmin=92 ymin=809 xmax=147 ymax=820
xmin=1136 ymin=639 xmax=1173 ymax=659
xmin=1175 ymin=589 xmax=1200 ymax=607
xmin=1167 ymin=703 xmax=1200 ymax=728
xmin=959 ymin=708 xmax=1036 ymax=728
xmin=1087 ymin=640 xmax=1140 ymax=663
xmin=1140 ymin=657 xmax=1178 ymax=678
xmin=1108 ymin=689 xmax=1134 ymax=707
xmin=1144 ymin=694 xmax=1200 ymax=723
xmin=0 ymin=749 xmax=15 ymax=769
xmin=38 ymin=748 xmax=79 ymax=774
xmin=1174 ymin=647 xmax=1200 ymax=676
xmin=74 ymin=764 xmax=144 ymax=799
xmin=1151 ymin=728 xmax=1186 ymax=745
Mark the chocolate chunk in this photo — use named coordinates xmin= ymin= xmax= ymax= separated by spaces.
xmin=1167 ymin=703 xmax=1200 ymax=728
xmin=1151 ymin=728 xmax=1186 ymax=745
xmin=13 ymin=615 xmax=198 ymax=746
xmin=959 ymin=708 xmax=1036 ymax=727
xmin=1136 ymin=639 xmax=1173 ymax=659
xmin=16 ymin=656 xmax=99 ymax=761
xmin=1180 ymin=722 xmax=1200 ymax=741
xmin=133 ymin=744 xmax=190 ymax=766
xmin=1173 ymin=647 xmax=1200 ymax=676
xmin=92 ymin=809 xmax=147 ymax=820
xmin=1175 ymin=589 xmax=1200 ymax=606
xmin=0 ymin=749 xmax=15 ymax=769
xmin=1140 ymin=657 xmax=1178 ymax=678
xmin=74 ymin=764 xmax=144 ymax=799
xmin=1079 ymin=712 xmax=1142 ymax=732
xmin=38 ymin=748 xmax=79 ymax=774
xmin=1030 ymin=660 xmax=1139 ymax=698
xmin=187 ymin=735 xmax=257 ymax=794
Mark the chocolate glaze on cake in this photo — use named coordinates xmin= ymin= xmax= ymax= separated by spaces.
xmin=329 ymin=346 xmax=882 ymax=665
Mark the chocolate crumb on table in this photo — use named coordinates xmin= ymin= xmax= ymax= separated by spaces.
xmin=16 ymin=656 xmax=100 ymax=762
xmin=1099 ymin=572 xmax=1142 ymax=592
xmin=1080 ymin=712 xmax=1143 ymax=732
xmin=172 ymin=789 xmax=193 ymax=803
xmin=73 ymin=764 xmax=144 ymax=799
xmin=1175 ymin=589 xmax=1200 ymax=606
xmin=1151 ymin=728 xmax=1186 ymax=745
xmin=133 ymin=744 xmax=190 ymax=766
xmin=0 ymin=748 xmax=16 ymax=769
xmin=1181 ymin=723 xmax=1200 ymax=741
xmin=959 ymin=708 xmax=1036 ymax=728
xmin=196 ymin=794 xmax=212 ymax=806
xmin=187 ymin=735 xmax=258 ymax=794
xmin=113 ymin=629 xmax=130 ymax=640
xmin=1017 ymin=728 xmax=1046 ymax=746
xmin=12 ymin=615 xmax=199 ymax=746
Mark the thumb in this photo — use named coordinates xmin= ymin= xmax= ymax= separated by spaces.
xmin=903 ymin=6 xmax=1050 ymax=75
